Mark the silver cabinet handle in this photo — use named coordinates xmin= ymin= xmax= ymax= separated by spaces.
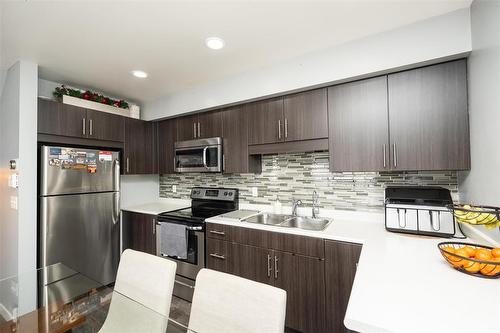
xmin=89 ymin=119 xmax=93 ymax=136
xmin=152 ymin=218 xmax=156 ymax=235
xmin=126 ymin=157 xmax=130 ymax=173
xmin=267 ymin=254 xmax=272 ymax=277
xmin=222 ymin=154 xmax=226 ymax=171
xmin=193 ymin=123 xmax=197 ymax=138
xmin=209 ymin=230 xmax=225 ymax=235
xmin=198 ymin=122 xmax=201 ymax=138
xmin=274 ymin=256 xmax=279 ymax=279
xmin=278 ymin=120 xmax=282 ymax=139
xmin=284 ymin=118 xmax=288 ymax=138
xmin=383 ymin=144 xmax=387 ymax=168
xmin=82 ymin=118 xmax=86 ymax=135
xmin=393 ymin=143 xmax=397 ymax=168
xmin=209 ymin=253 xmax=225 ymax=260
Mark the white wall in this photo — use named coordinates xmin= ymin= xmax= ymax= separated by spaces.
xmin=459 ymin=0 xmax=500 ymax=242
xmin=144 ymin=8 xmax=472 ymax=120
xmin=0 ymin=60 xmax=38 ymax=317
xmin=120 ymin=175 xmax=160 ymax=208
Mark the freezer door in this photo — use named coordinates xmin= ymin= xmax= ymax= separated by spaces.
xmin=40 ymin=145 xmax=120 ymax=196
xmin=40 ymin=192 xmax=120 ymax=285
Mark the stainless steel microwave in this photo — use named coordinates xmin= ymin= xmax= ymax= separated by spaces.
xmin=174 ymin=137 xmax=222 ymax=173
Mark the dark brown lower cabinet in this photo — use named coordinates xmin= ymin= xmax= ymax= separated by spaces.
xmin=206 ymin=227 xmax=327 ymax=333
xmin=325 ymin=240 xmax=362 ymax=333
xmin=122 ymin=211 xmax=156 ymax=255
xmin=274 ymin=251 xmax=326 ymax=333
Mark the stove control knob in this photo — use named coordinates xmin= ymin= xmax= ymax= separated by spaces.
xmin=229 ymin=192 xmax=233 ymax=196
xmin=224 ymin=192 xmax=228 ymax=196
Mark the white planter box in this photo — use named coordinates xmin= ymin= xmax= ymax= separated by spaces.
xmin=62 ymin=95 xmax=139 ymax=119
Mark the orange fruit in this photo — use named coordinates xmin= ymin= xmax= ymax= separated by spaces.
xmin=475 ymin=248 xmax=492 ymax=259
xmin=462 ymin=246 xmax=476 ymax=257
xmin=475 ymin=251 xmax=493 ymax=261
xmin=491 ymin=248 xmax=500 ymax=258
xmin=441 ymin=246 xmax=455 ymax=259
xmin=480 ymin=257 xmax=500 ymax=276
xmin=454 ymin=248 xmax=469 ymax=258
xmin=451 ymin=248 xmax=469 ymax=267
xmin=464 ymin=262 xmax=482 ymax=273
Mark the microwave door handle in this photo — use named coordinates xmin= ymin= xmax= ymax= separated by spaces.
xmin=202 ymin=146 xmax=208 ymax=168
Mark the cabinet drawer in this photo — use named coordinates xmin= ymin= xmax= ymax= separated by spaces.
xmin=206 ymin=238 xmax=230 ymax=273
xmin=206 ymin=222 xmax=232 ymax=240
xmin=271 ymin=232 xmax=325 ymax=259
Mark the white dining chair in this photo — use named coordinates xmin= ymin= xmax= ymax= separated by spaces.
xmin=98 ymin=249 xmax=177 ymax=333
xmin=188 ymin=269 xmax=287 ymax=333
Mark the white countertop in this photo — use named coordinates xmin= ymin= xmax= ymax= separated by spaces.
xmin=121 ymin=198 xmax=190 ymax=215
xmin=206 ymin=207 xmax=500 ymax=333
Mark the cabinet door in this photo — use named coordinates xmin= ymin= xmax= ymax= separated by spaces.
xmin=86 ymin=109 xmax=124 ymax=142
xmin=222 ymin=106 xmax=261 ymax=173
xmin=388 ymin=59 xmax=470 ymax=170
xmin=325 ymin=240 xmax=362 ymax=333
xmin=122 ymin=211 xmax=156 ymax=255
xmin=206 ymin=238 xmax=230 ymax=273
xmin=247 ymin=97 xmax=284 ymax=144
xmin=328 ymin=76 xmax=389 ymax=171
xmin=198 ymin=111 xmax=222 ymax=139
xmin=229 ymin=243 xmax=273 ymax=285
xmin=283 ymin=88 xmax=328 ymax=141
xmin=124 ymin=118 xmax=155 ymax=174
xmin=157 ymin=119 xmax=176 ymax=174
xmin=273 ymin=251 xmax=326 ymax=333
xmin=38 ymin=98 xmax=87 ymax=138
xmin=176 ymin=114 xmax=198 ymax=141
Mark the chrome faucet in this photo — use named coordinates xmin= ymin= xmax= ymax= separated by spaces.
xmin=312 ymin=190 xmax=320 ymax=218
xmin=292 ymin=198 xmax=302 ymax=216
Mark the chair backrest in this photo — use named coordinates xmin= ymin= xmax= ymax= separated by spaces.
xmin=114 ymin=249 xmax=177 ymax=316
xmin=188 ymin=269 xmax=287 ymax=333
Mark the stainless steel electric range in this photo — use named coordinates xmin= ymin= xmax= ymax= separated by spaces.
xmin=157 ymin=187 xmax=239 ymax=301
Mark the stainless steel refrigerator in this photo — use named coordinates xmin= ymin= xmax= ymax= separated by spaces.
xmin=39 ymin=145 xmax=120 ymax=286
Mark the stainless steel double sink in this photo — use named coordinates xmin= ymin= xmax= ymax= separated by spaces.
xmin=244 ymin=213 xmax=332 ymax=231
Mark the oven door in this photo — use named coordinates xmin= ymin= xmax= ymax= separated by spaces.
xmin=174 ymin=138 xmax=222 ymax=173
xmin=156 ymin=221 xmax=205 ymax=280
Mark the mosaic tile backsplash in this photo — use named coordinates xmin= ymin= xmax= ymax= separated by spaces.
xmin=159 ymin=152 xmax=459 ymax=212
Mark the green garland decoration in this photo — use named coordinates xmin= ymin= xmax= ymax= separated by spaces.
xmin=53 ymin=85 xmax=129 ymax=109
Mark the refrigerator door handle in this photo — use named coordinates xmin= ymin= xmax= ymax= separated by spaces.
xmin=112 ymin=193 xmax=120 ymax=225
xmin=113 ymin=158 xmax=120 ymax=191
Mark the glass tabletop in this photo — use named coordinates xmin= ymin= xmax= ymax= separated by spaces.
xmin=0 ymin=263 xmax=195 ymax=333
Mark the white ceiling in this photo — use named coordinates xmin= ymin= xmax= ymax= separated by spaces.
xmin=1 ymin=0 xmax=472 ymax=103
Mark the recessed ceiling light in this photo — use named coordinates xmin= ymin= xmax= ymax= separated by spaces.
xmin=131 ymin=70 xmax=148 ymax=78
xmin=205 ymin=37 xmax=225 ymax=50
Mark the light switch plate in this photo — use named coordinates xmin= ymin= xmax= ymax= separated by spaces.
xmin=172 ymin=185 xmax=177 ymax=193
xmin=10 ymin=196 xmax=18 ymax=210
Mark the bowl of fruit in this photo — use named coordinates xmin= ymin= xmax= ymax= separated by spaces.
xmin=448 ymin=204 xmax=500 ymax=229
xmin=438 ymin=242 xmax=500 ymax=278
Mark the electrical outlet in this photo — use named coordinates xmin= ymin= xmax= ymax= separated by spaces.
xmin=251 ymin=187 xmax=258 ymax=197
xmin=172 ymin=185 xmax=177 ymax=193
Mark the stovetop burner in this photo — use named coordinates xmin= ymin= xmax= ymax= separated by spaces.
xmin=158 ymin=187 xmax=239 ymax=224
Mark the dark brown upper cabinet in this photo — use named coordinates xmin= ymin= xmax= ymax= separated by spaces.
xmin=222 ymin=106 xmax=261 ymax=174
xmin=176 ymin=114 xmax=199 ymax=141
xmin=38 ymin=98 xmax=88 ymax=138
xmin=86 ymin=109 xmax=124 ymax=142
xmin=248 ymin=97 xmax=284 ymax=145
xmin=388 ymin=59 xmax=470 ymax=171
xmin=283 ymin=88 xmax=328 ymax=141
xmin=157 ymin=118 xmax=177 ymax=174
xmin=248 ymin=89 xmax=328 ymax=147
xmin=328 ymin=76 xmax=389 ymax=172
xmin=325 ymin=240 xmax=362 ymax=333
xmin=37 ymin=98 xmax=124 ymax=142
xmin=124 ymin=118 xmax=156 ymax=174
xmin=176 ymin=111 xmax=222 ymax=141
